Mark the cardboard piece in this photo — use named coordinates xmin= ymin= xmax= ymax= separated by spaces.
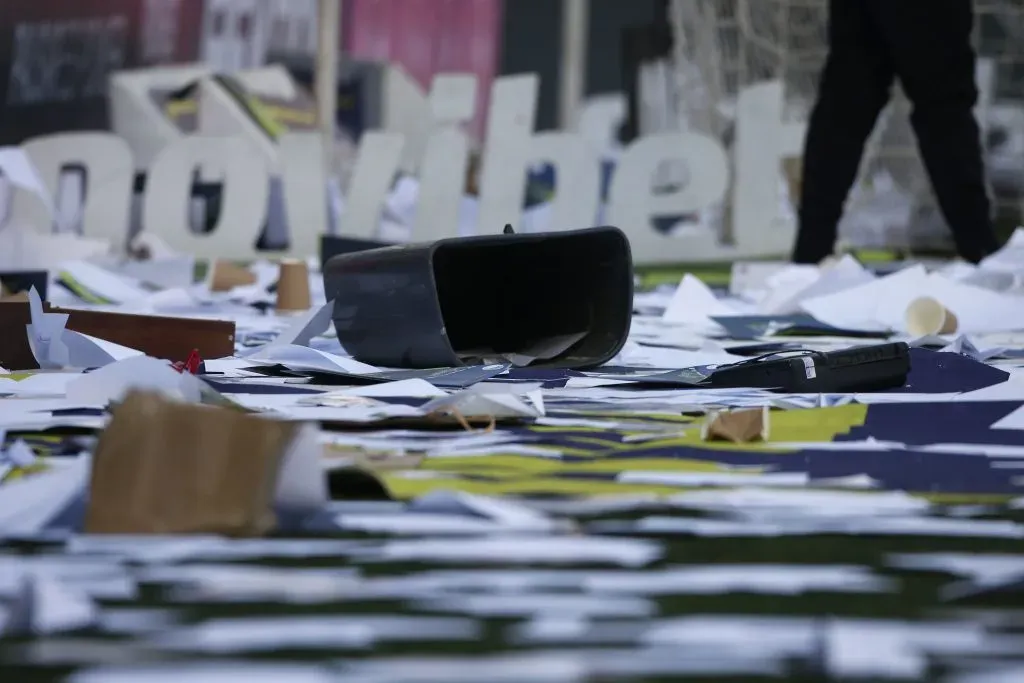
xmin=0 ymin=270 xmax=47 ymax=300
xmin=85 ymin=391 xmax=298 ymax=536
xmin=0 ymin=302 xmax=236 ymax=370
xmin=0 ymin=284 xmax=28 ymax=302
xmin=209 ymin=260 xmax=257 ymax=292
xmin=905 ymin=296 xmax=959 ymax=336
xmin=701 ymin=406 xmax=771 ymax=444
xmin=276 ymin=259 xmax=312 ymax=312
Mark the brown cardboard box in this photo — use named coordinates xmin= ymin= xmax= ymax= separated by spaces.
xmin=84 ymin=391 xmax=298 ymax=536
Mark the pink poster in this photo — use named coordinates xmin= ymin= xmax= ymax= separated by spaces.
xmin=344 ymin=0 xmax=502 ymax=141
xmin=345 ymin=0 xmax=393 ymax=61
xmin=388 ymin=0 xmax=440 ymax=89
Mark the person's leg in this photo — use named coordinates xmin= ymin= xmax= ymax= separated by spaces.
xmin=873 ymin=0 xmax=999 ymax=263
xmin=792 ymin=0 xmax=895 ymax=264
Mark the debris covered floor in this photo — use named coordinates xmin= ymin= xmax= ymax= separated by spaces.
xmin=4 ymin=243 xmax=1024 ymax=681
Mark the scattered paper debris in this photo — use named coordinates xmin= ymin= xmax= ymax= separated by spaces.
xmin=1 ymin=575 xmax=99 ymax=637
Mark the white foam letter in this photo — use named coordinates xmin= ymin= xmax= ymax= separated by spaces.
xmin=607 ymin=132 xmax=729 ymax=263
xmin=413 ymin=74 xmax=476 ymax=242
xmin=143 ymin=136 xmax=269 ymax=259
xmin=16 ymin=132 xmax=134 ymax=247
xmin=477 ymin=74 xmax=600 ymax=235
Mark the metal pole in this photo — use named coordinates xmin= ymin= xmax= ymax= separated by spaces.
xmin=315 ymin=0 xmax=341 ymax=167
xmin=558 ymin=0 xmax=589 ymax=130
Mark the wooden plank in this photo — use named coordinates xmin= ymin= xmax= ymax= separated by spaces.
xmin=0 ymin=302 xmax=235 ymax=370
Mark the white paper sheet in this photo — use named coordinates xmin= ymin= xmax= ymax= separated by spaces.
xmin=0 ymin=455 xmax=91 ymax=536
xmin=113 ymin=256 xmax=196 ymax=290
xmin=801 ymin=265 xmax=928 ymax=330
xmin=0 ymin=147 xmax=56 ymax=220
xmin=802 ymin=264 xmax=1024 ymax=334
xmin=248 ymin=300 xmax=335 ymax=355
xmin=244 ymin=345 xmax=379 ymax=375
xmin=64 ymin=355 xmax=202 ymax=405
xmin=0 ymin=224 xmax=109 ymax=273
xmin=274 ymin=423 xmax=329 ymax=513
xmin=759 ymin=255 xmax=876 ymax=315
xmin=0 ymin=575 xmax=99 ymax=636
xmin=662 ymin=274 xmax=737 ymax=325
xmin=58 ymin=261 xmax=153 ymax=305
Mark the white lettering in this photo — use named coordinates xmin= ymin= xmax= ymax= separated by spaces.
xmin=607 ymin=132 xmax=729 ymax=263
xmin=477 ymin=75 xmax=601 ymax=233
xmin=341 ymin=132 xmax=405 ymax=241
xmin=15 ymin=73 xmax=808 ymax=262
xmin=143 ymin=136 xmax=270 ymax=257
xmin=17 ymin=132 xmax=134 ymax=246
xmin=414 ymin=75 xmax=477 ymax=242
xmin=730 ymin=81 xmax=805 ymax=256
xmin=278 ymin=131 xmax=326 ymax=256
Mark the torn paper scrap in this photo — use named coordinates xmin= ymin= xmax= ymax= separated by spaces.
xmin=0 ymin=454 xmax=92 ymax=536
xmin=64 ymin=355 xmax=204 ymax=406
xmin=26 ymin=285 xmax=142 ymax=370
xmin=421 ymin=387 xmax=545 ymax=420
xmin=57 ymin=260 xmax=153 ymax=306
xmin=1 ymin=575 xmax=99 ymax=637
xmin=25 ymin=286 xmax=71 ymax=369
xmin=254 ymin=299 xmax=334 ymax=353
xmin=663 ymin=273 xmax=738 ymax=324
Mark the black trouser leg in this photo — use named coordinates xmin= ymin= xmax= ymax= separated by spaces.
xmin=793 ymin=0 xmax=894 ymax=264
xmin=870 ymin=0 xmax=999 ymax=263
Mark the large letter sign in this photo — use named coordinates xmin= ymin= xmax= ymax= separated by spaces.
xmin=413 ymin=74 xmax=477 ymax=243
xmin=476 ymin=74 xmax=601 ymax=234
xmin=4 ymin=73 xmax=807 ymax=264
xmin=606 ymin=131 xmax=729 ymax=261
xmin=12 ymin=132 xmax=134 ymax=246
xmin=278 ymin=131 xmax=328 ymax=257
xmin=143 ymin=136 xmax=270 ymax=257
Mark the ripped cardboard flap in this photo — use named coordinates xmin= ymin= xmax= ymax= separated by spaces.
xmin=700 ymin=406 xmax=771 ymax=444
xmin=84 ymin=391 xmax=302 ymax=536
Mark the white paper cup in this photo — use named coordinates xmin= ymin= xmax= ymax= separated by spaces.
xmin=905 ymin=296 xmax=958 ymax=336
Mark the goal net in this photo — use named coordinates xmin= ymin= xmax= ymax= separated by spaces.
xmin=662 ymin=0 xmax=1024 ymax=253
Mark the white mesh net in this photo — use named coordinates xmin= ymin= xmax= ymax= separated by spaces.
xmin=663 ymin=0 xmax=1024 ymax=252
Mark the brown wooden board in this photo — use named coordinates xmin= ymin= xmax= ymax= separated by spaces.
xmin=0 ymin=302 xmax=235 ymax=370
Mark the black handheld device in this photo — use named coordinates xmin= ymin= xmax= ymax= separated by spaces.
xmin=706 ymin=342 xmax=911 ymax=393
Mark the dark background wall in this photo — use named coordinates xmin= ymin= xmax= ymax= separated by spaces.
xmin=0 ymin=0 xmax=666 ymax=144
xmin=497 ymin=0 xmax=663 ymax=131
xmin=0 ymin=0 xmax=203 ymax=145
